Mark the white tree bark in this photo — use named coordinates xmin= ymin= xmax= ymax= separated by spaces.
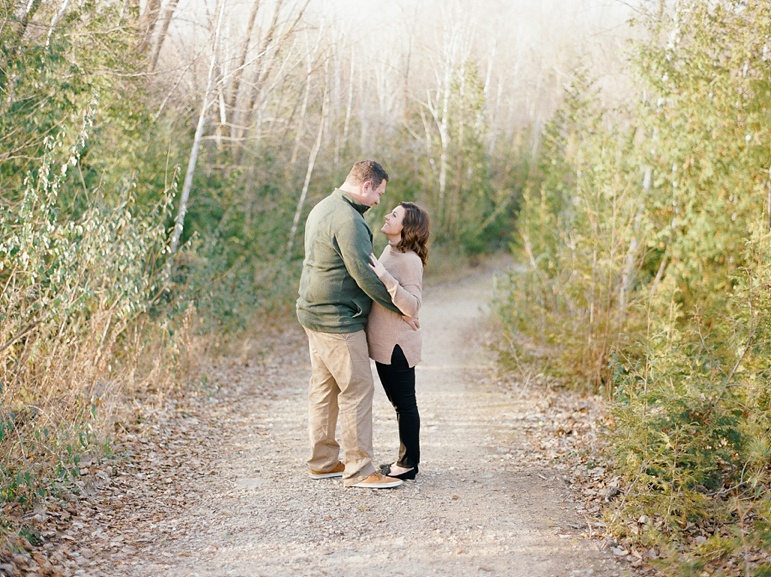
xmin=169 ymin=0 xmax=226 ymax=255
xmin=45 ymin=0 xmax=71 ymax=49
xmin=148 ymin=0 xmax=180 ymax=72
xmin=286 ymin=61 xmax=329 ymax=259
xmin=226 ymin=0 xmax=261 ymax=141
xmin=291 ymin=25 xmax=325 ymax=166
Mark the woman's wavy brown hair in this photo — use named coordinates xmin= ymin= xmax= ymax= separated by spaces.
xmin=395 ymin=202 xmax=430 ymax=267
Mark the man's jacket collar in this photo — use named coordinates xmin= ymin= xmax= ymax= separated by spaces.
xmin=335 ymin=188 xmax=369 ymax=215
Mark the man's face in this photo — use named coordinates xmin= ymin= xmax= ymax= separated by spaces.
xmin=360 ymin=179 xmax=387 ymax=207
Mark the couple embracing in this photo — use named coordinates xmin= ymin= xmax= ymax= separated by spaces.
xmin=296 ymin=160 xmax=430 ymax=489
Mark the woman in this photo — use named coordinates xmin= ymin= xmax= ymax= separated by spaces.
xmin=366 ymin=201 xmax=430 ymax=481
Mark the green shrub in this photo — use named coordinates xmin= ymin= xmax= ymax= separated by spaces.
xmin=611 ymin=224 xmax=771 ymax=573
xmin=0 ymin=101 xmax=174 ymax=507
xmin=498 ymin=74 xmax=645 ymax=391
xmin=497 ymin=1 xmax=771 ymax=573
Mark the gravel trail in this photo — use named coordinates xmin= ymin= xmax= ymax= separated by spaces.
xmin=68 ymin=265 xmax=628 ymax=577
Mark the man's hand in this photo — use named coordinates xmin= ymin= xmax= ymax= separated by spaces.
xmin=402 ymin=316 xmax=420 ymax=331
xmin=368 ymin=253 xmax=387 ymax=278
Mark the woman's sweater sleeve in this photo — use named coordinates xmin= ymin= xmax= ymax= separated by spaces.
xmin=376 ymin=255 xmax=422 ymax=318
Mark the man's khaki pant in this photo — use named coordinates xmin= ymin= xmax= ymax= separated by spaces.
xmin=304 ymin=328 xmax=376 ymax=485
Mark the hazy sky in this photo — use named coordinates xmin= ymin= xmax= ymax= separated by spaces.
xmin=306 ymin=0 xmax=638 ymax=69
xmin=171 ymin=0 xmax=638 ymax=59
xmin=315 ymin=0 xmax=636 ymax=35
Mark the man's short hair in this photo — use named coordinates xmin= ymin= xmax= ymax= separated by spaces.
xmin=345 ymin=160 xmax=389 ymax=188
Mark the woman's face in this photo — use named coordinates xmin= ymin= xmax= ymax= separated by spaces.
xmin=381 ymin=205 xmax=406 ymax=239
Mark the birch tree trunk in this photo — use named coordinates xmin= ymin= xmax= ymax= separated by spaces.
xmin=226 ymin=0 xmax=261 ymax=142
xmin=236 ymin=0 xmax=284 ymax=145
xmin=232 ymin=0 xmax=307 ymax=162
xmin=1 ymin=0 xmax=41 ymax=95
xmin=45 ymin=0 xmax=71 ymax=49
xmin=7 ymin=0 xmax=41 ymax=55
xmin=148 ymin=0 xmax=180 ymax=72
xmin=340 ymin=49 xmax=355 ymax=163
xmin=429 ymin=23 xmax=458 ymax=230
xmin=286 ymin=61 xmax=329 ymax=259
xmin=291 ymin=26 xmax=324 ymax=165
xmin=331 ymin=31 xmax=343 ymax=166
xmin=169 ymin=0 xmax=226 ymax=256
xmin=137 ymin=0 xmax=162 ymax=53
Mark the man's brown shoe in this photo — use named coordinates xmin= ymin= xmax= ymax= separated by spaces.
xmin=349 ymin=472 xmax=403 ymax=489
xmin=309 ymin=461 xmax=345 ymax=479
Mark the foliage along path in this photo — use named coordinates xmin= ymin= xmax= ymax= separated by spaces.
xmin=46 ymin=261 xmax=630 ymax=577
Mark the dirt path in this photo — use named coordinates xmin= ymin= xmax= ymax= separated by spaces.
xmin=58 ymin=265 xmax=629 ymax=577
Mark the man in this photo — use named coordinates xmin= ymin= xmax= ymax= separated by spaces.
xmin=297 ymin=160 xmax=408 ymax=489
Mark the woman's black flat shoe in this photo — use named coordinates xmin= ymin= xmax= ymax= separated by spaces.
xmin=381 ymin=464 xmax=418 ymax=480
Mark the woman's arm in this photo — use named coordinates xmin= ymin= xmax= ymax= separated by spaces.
xmin=369 ymin=253 xmax=422 ymax=318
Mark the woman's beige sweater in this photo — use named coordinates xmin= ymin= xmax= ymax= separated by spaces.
xmin=365 ymin=244 xmax=423 ymax=368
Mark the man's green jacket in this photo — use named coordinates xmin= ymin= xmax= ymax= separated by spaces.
xmin=296 ymin=189 xmax=400 ymax=333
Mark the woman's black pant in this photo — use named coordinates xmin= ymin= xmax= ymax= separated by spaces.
xmin=376 ymin=345 xmax=420 ymax=469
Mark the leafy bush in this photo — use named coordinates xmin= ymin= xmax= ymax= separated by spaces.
xmin=0 ymin=99 xmax=174 ymax=505
xmin=497 ymin=1 xmax=771 ymax=573
xmin=498 ymin=74 xmax=645 ymax=390
xmin=611 ymin=224 xmax=771 ymax=573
